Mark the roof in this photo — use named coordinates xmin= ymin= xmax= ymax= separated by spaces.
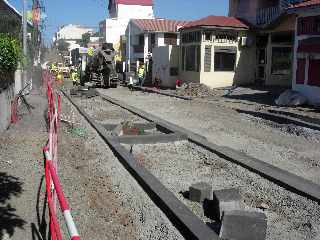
xmin=132 ymin=19 xmax=190 ymax=33
xmin=182 ymin=16 xmax=249 ymax=29
xmin=289 ymin=0 xmax=320 ymax=9
xmin=108 ymin=0 xmax=152 ymax=9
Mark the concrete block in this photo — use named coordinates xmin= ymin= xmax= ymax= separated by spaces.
xmin=220 ymin=210 xmax=267 ymax=240
xmin=211 ymin=188 xmax=242 ymax=220
xmin=189 ymin=182 xmax=212 ymax=202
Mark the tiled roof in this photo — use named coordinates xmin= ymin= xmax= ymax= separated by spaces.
xmin=289 ymin=0 xmax=320 ymax=9
xmin=183 ymin=15 xmax=249 ymax=29
xmin=132 ymin=19 xmax=190 ymax=33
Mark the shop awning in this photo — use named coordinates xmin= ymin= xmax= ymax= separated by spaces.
xmin=298 ymin=38 xmax=320 ymax=53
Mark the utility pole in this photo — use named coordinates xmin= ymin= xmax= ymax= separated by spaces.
xmin=22 ymin=0 xmax=28 ymax=86
xmin=128 ymin=20 xmax=131 ymax=72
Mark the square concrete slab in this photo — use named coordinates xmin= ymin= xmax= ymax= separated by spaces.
xmin=189 ymin=182 xmax=213 ymax=202
xmin=211 ymin=188 xmax=242 ymax=220
xmin=220 ymin=210 xmax=267 ymax=240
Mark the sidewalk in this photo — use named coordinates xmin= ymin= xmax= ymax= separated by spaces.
xmin=0 ymin=90 xmax=48 ymax=239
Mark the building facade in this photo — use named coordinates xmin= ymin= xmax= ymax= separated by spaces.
xmin=228 ymin=0 xmax=320 ymax=104
xmin=179 ymin=16 xmax=255 ymax=89
xmin=125 ymin=18 xmax=188 ymax=86
xmin=291 ymin=4 xmax=320 ymax=105
xmin=100 ymin=0 xmax=154 ymax=47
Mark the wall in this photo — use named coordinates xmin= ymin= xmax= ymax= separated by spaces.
xmin=56 ymin=24 xmax=93 ymax=40
xmin=152 ymin=45 xmax=179 ymax=88
xmin=231 ymin=0 xmax=259 ymax=25
xmin=157 ymin=33 xmax=165 ymax=46
xmin=106 ymin=18 xmax=132 ymax=45
xmin=0 ymin=84 xmax=14 ymax=132
xmin=117 ymin=4 xmax=154 ymax=19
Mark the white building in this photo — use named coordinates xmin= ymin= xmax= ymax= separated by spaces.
xmin=99 ymin=0 xmax=154 ymax=46
xmin=125 ymin=18 xmax=189 ymax=87
xmin=54 ymin=24 xmax=94 ymax=51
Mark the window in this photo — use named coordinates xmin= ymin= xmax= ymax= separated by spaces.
xmin=215 ymin=31 xmax=238 ymax=43
xmin=164 ymin=33 xmax=177 ymax=45
xmin=271 ymin=47 xmax=292 ymax=75
xmin=204 ymin=45 xmax=212 ymax=72
xmin=298 ymin=16 xmax=320 ymax=36
xmin=186 ymin=46 xmax=196 ymax=71
xmin=170 ymin=67 xmax=179 ymax=76
xmin=204 ymin=32 xmax=212 ymax=41
xmin=184 ymin=45 xmax=200 ymax=72
xmin=138 ymin=35 xmax=144 ymax=45
xmin=296 ymin=59 xmax=306 ymax=84
xmin=181 ymin=31 xmax=202 ymax=44
xmin=196 ymin=46 xmax=201 ymax=72
xmin=308 ymin=59 xmax=320 ymax=87
xmin=214 ymin=47 xmax=237 ymax=72
xmin=181 ymin=47 xmax=185 ymax=71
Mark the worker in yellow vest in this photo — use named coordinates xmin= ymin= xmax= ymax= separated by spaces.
xmin=137 ymin=64 xmax=145 ymax=87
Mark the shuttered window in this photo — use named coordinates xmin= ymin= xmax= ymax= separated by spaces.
xmin=204 ymin=45 xmax=212 ymax=72
xmin=296 ymin=59 xmax=306 ymax=84
xmin=308 ymin=59 xmax=320 ymax=87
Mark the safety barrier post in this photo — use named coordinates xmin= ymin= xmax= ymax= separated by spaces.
xmin=43 ymin=71 xmax=80 ymax=240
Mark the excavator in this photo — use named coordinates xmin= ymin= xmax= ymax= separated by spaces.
xmin=80 ymin=43 xmax=118 ymax=88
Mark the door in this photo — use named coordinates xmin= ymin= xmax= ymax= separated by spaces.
xmin=256 ymin=48 xmax=266 ymax=85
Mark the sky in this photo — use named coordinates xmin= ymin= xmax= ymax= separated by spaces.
xmin=7 ymin=0 xmax=229 ymax=42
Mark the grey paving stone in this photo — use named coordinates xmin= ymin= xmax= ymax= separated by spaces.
xmin=212 ymin=188 xmax=242 ymax=220
xmin=220 ymin=210 xmax=267 ymax=240
xmin=189 ymin=182 xmax=213 ymax=202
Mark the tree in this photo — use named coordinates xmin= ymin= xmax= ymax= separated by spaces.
xmin=56 ymin=39 xmax=70 ymax=53
xmin=79 ymin=32 xmax=91 ymax=47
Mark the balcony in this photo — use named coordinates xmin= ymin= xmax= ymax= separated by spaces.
xmin=257 ymin=6 xmax=280 ymax=25
xmin=256 ymin=0 xmax=305 ymax=25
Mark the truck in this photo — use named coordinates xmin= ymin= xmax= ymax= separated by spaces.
xmin=80 ymin=43 xmax=119 ymax=88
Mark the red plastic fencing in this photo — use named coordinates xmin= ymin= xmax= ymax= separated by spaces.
xmin=11 ymin=96 xmax=18 ymax=124
xmin=42 ymin=71 xmax=80 ymax=240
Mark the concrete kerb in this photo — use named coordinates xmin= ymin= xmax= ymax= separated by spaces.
xmin=237 ymin=109 xmax=320 ymax=132
xmin=113 ymin=133 xmax=188 ymax=145
xmin=133 ymin=86 xmax=193 ymax=101
xmin=61 ymin=89 xmax=219 ymax=240
xmin=99 ymin=93 xmax=320 ymax=203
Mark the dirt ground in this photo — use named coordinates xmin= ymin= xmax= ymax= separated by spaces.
xmin=0 ymin=82 xmax=182 ymax=240
xmin=99 ymin=87 xmax=320 ymax=185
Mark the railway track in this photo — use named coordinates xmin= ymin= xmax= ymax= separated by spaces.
xmin=61 ymin=88 xmax=320 ymax=240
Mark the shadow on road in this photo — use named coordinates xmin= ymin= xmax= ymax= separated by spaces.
xmin=0 ymin=172 xmax=25 ymax=239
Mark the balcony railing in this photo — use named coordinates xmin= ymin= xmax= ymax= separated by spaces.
xmin=257 ymin=6 xmax=280 ymax=25
xmin=256 ymin=0 xmax=305 ymax=25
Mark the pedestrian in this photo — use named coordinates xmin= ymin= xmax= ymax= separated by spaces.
xmin=137 ymin=64 xmax=145 ymax=87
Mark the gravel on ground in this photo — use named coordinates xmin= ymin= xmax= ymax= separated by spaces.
xmin=98 ymin=87 xmax=320 ymax=185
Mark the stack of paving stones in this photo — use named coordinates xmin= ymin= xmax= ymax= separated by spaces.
xmin=69 ymin=87 xmax=98 ymax=98
xmin=177 ymin=83 xmax=220 ymax=98
xmin=189 ymin=182 xmax=267 ymax=240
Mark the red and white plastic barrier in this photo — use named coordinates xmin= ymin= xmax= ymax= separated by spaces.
xmin=44 ymin=149 xmax=80 ymax=240
xmin=42 ymin=71 xmax=80 ymax=240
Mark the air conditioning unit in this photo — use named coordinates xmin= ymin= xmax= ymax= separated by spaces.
xmin=241 ymin=36 xmax=253 ymax=47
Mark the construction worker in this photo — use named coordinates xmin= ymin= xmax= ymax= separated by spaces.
xmin=71 ymin=69 xmax=79 ymax=86
xmin=137 ymin=64 xmax=145 ymax=87
xmin=56 ymin=69 xmax=63 ymax=84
